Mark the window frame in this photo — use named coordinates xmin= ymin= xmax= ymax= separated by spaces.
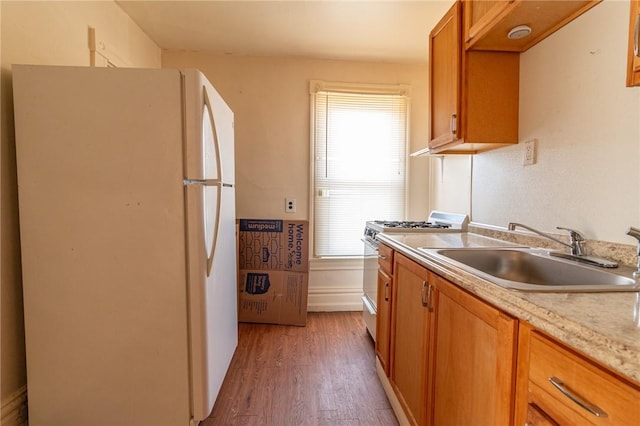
xmin=309 ymin=80 xmax=412 ymax=258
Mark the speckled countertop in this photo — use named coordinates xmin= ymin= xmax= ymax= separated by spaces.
xmin=376 ymin=231 xmax=640 ymax=385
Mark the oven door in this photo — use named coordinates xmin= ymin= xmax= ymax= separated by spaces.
xmin=362 ymin=237 xmax=378 ymax=340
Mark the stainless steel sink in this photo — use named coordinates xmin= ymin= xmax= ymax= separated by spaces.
xmin=419 ymin=247 xmax=640 ymax=292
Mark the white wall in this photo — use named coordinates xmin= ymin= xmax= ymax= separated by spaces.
xmin=431 ymin=0 xmax=640 ymax=245
xmin=0 ymin=1 xmax=160 ymax=422
xmin=429 ymin=155 xmax=472 ymax=217
xmin=162 ymin=52 xmax=431 ymax=222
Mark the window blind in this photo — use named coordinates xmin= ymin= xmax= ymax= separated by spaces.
xmin=313 ymin=89 xmax=408 ymax=257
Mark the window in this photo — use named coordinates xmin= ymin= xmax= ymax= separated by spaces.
xmin=310 ymin=81 xmax=410 ymax=257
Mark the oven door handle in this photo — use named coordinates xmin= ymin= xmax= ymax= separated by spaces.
xmin=362 ymin=295 xmax=376 ymax=315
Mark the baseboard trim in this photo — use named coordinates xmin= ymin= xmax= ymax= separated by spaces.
xmin=309 ymin=257 xmax=363 ymax=271
xmin=1 ymin=385 xmax=27 ymax=426
xmin=307 ymin=286 xmax=363 ymax=312
xmin=376 ymin=359 xmax=409 ymax=426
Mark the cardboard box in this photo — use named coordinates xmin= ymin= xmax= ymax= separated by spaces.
xmin=237 ymin=219 xmax=309 ymax=326
xmin=238 ymin=270 xmax=308 ymax=326
xmin=238 ymin=219 xmax=309 ymax=272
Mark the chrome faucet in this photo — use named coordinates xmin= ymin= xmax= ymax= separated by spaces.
xmin=507 ymin=222 xmax=585 ymax=255
xmin=626 ymin=227 xmax=640 ymax=277
xmin=507 ymin=222 xmax=618 ymax=268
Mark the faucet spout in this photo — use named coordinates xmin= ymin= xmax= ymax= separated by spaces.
xmin=508 ymin=222 xmax=618 ymax=269
xmin=627 ymin=226 xmax=640 ymax=242
xmin=626 ymin=227 xmax=640 ymax=277
xmin=507 ymin=222 xmax=576 ymax=253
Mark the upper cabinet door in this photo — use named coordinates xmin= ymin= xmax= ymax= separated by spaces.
xmin=429 ymin=2 xmax=462 ymax=150
xmin=464 ymin=0 xmax=602 ymax=52
xmin=627 ymin=0 xmax=640 ymax=86
xmin=464 ymin=0 xmax=514 ymax=48
xmin=428 ymin=1 xmax=519 ymax=155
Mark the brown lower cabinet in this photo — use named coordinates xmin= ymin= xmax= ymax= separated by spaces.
xmin=390 ymin=253 xmax=433 ymax=425
xmin=386 ymin=252 xmax=517 ymax=425
xmin=515 ymin=324 xmax=640 ymax=426
xmin=375 ymin=268 xmax=392 ymax=376
xmin=377 ymin=248 xmax=640 ymax=426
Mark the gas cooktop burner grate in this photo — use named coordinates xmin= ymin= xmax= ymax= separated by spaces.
xmin=365 ymin=212 xmax=469 ymax=235
xmin=373 ymin=220 xmax=450 ymax=229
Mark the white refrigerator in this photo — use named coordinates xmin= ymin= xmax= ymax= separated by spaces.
xmin=12 ymin=65 xmax=238 ymax=426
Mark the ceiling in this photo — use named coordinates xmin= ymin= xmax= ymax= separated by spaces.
xmin=116 ymin=1 xmax=456 ymax=63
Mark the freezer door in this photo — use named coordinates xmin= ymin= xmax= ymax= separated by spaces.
xmin=183 ymin=69 xmax=235 ymax=185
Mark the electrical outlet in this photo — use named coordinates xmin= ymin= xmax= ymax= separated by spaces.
xmin=523 ymin=139 xmax=537 ymax=166
xmin=285 ymin=197 xmax=296 ymax=213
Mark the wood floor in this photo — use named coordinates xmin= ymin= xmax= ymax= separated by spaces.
xmin=202 ymin=311 xmax=399 ymax=425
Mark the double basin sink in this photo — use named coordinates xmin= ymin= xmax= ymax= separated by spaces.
xmin=419 ymin=247 xmax=640 ymax=292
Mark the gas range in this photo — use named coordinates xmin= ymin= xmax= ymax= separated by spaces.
xmin=364 ymin=211 xmax=469 ymax=241
xmin=361 ymin=211 xmax=469 ymax=341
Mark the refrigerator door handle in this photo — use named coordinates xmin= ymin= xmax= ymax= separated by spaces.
xmin=206 ymin=186 xmax=222 ymax=277
xmin=183 ymin=178 xmax=220 ymax=186
xmin=201 ymin=85 xmax=225 ymax=277
xmin=203 ymin=87 xmax=223 ymax=182
xmin=183 ymin=178 xmax=222 ymax=276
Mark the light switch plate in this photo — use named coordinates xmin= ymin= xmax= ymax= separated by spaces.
xmin=523 ymin=139 xmax=537 ymax=166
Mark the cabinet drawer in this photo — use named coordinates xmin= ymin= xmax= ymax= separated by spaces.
xmin=378 ymin=243 xmax=393 ymax=275
xmin=528 ymin=332 xmax=640 ymax=426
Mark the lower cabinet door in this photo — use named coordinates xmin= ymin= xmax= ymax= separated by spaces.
xmin=375 ymin=268 xmax=392 ymax=375
xmin=390 ymin=253 xmax=433 ymax=425
xmin=430 ymin=275 xmax=518 ymax=426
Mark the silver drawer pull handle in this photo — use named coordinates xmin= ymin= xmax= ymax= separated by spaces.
xmin=378 ymin=254 xmax=387 ymax=260
xmin=548 ymin=377 xmax=607 ymax=418
xmin=635 ymin=14 xmax=640 ymax=57
xmin=426 ymin=284 xmax=434 ymax=312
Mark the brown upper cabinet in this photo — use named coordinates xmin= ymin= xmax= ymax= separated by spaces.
xmin=464 ymin=0 xmax=602 ymax=52
xmin=429 ymin=2 xmax=520 ymax=154
xmin=627 ymin=0 xmax=640 ymax=86
xmin=426 ymin=0 xmax=603 ymax=155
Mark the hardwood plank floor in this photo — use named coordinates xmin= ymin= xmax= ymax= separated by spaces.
xmin=203 ymin=312 xmax=399 ymax=426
